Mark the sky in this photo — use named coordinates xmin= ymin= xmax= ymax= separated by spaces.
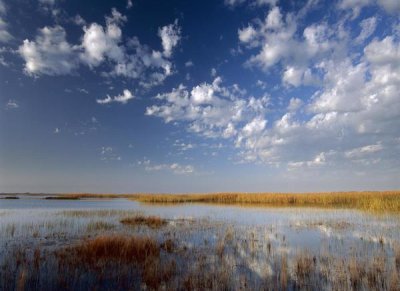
xmin=0 ymin=0 xmax=399 ymax=193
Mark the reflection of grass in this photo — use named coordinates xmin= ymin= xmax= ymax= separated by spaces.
xmin=120 ymin=215 xmax=168 ymax=229
xmin=86 ymin=221 xmax=115 ymax=232
xmin=44 ymin=196 xmax=80 ymax=200
xmin=131 ymin=191 xmax=400 ymax=212
xmin=60 ymin=209 xmax=140 ymax=218
xmin=1 ymin=218 xmax=400 ymax=290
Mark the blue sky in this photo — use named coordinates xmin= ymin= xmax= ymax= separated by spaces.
xmin=0 ymin=0 xmax=399 ymax=193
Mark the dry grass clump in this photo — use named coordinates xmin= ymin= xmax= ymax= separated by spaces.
xmin=349 ymin=257 xmax=366 ymax=289
xmin=280 ymin=254 xmax=288 ymax=289
xmin=120 ymin=215 xmax=168 ymax=229
xmin=366 ymin=256 xmax=387 ymax=289
xmin=54 ymin=235 xmax=178 ymax=289
xmin=61 ymin=235 xmax=159 ymax=264
xmin=294 ymin=251 xmax=316 ymax=288
xmin=394 ymin=243 xmax=400 ymax=271
xmin=160 ymin=239 xmax=176 ymax=253
xmin=131 ymin=191 xmax=400 ymax=212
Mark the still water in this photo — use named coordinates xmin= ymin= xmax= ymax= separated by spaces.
xmin=1 ymin=196 xmax=399 ymax=250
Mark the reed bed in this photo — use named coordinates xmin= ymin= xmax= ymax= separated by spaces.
xmin=131 ymin=191 xmax=400 ymax=212
xmin=14 ymin=191 xmax=400 ymax=212
xmin=60 ymin=235 xmax=160 ymax=264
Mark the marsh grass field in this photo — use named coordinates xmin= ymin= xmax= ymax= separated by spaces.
xmin=1 ymin=192 xmax=400 ymax=290
xmin=17 ymin=190 xmax=400 ymax=212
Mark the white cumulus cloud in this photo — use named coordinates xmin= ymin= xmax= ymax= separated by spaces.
xmin=18 ymin=26 xmax=78 ymax=75
xmin=158 ymin=20 xmax=181 ymax=58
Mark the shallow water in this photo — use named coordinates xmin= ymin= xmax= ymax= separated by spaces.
xmin=1 ymin=196 xmax=399 ymax=252
xmin=1 ymin=197 xmax=399 ymax=290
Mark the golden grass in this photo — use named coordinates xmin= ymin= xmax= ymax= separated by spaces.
xmin=130 ymin=191 xmax=400 ymax=212
xmin=60 ymin=235 xmax=160 ymax=264
xmin=120 ymin=215 xmax=168 ymax=229
xmin=55 ymin=234 xmax=177 ymax=289
xmin=17 ymin=190 xmax=400 ymax=212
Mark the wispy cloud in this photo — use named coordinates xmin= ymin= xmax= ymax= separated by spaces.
xmin=5 ymin=99 xmax=18 ymax=109
xmin=138 ymin=159 xmax=195 ymax=175
xmin=97 ymin=89 xmax=134 ymax=104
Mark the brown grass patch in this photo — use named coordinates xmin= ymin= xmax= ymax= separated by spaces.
xmin=59 ymin=235 xmax=159 ymax=266
xmin=394 ymin=243 xmax=400 ymax=271
xmin=120 ymin=215 xmax=168 ymax=228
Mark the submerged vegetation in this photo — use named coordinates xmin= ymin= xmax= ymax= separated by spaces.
xmin=120 ymin=215 xmax=168 ymax=229
xmin=1 ymin=199 xmax=400 ymax=290
xmin=1 ymin=221 xmax=400 ymax=290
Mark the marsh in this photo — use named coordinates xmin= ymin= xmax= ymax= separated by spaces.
xmin=1 ymin=195 xmax=399 ymax=290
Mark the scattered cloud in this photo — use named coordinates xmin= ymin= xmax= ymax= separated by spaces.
xmin=185 ymin=60 xmax=194 ymax=67
xmin=126 ymin=0 xmax=133 ymax=9
xmin=225 ymin=0 xmax=278 ymax=8
xmin=72 ymin=14 xmax=86 ymax=26
xmin=18 ymin=9 xmax=181 ymax=89
xmin=5 ymin=99 xmax=18 ymax=109
xmin=173 ymin=139 xmax=196 ymax=151
xmin=147 ymin=15 xmax=400 ymax=171
xmin=146 ymin=77 xmax=269 ymax=139
xmin=0 ymin=0 xmax=13 ymax=43
xmin=287 ymin=97 xmax=303 ymax=112
xmin=77 ymin=88 xmax=89 ymax=94
xmin=18 ymin=26 xmax=78 ymax=75
xmin=97 ymin=89 xmax=134 ymax=104
xmin=39 ymin=0 xmax=57 ymax=6
xmin=238 ymin=6 xmax=340 ymax=87
xmin=0 ymin=1 xmax=5 ymax=14
xmin=158 ymin=20 xmax=181 ymax=58
xmin=345 ymin=144 xmax=383 ymax=158
xmin=138 ymin=159 xmax=195 ymax=175
xmin=338 ymin=0 xmax=400 ymax=16
xmin=81 ymin=8 xmax=126 ymax=67
xmin=224 ymin=0 xmax=246 ymax=8
xmin=355 ymin=17 xmax=377 ymax=44
xmin=288 ymin=152 xmax=326 ymax=170
xmin=100 ymin=146 xmax=121 ymax=161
